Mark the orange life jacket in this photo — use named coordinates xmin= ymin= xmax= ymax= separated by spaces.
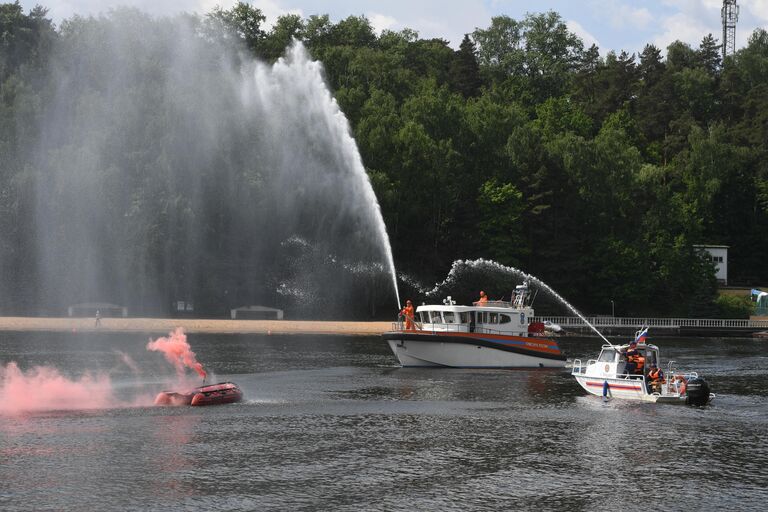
xmin=401 ymin=305 xmax=415 ymax=329
xmin=649 ymin=368 xmax=663 ymax=381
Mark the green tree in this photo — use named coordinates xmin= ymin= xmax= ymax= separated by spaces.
xmin=448 ymin=34 xmax=482 ymax=98
xmin=261 ymin=14 xmax=304 ymax=61
xmin=205 ymin=2 xmax=265 ymax=52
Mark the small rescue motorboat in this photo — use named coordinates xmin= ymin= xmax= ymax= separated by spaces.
xmin=154 ymin=381 xmax=243 ymax=406
xmin=571 ymin=328 xmax=714 ymax=406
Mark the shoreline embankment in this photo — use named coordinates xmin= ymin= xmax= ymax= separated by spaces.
xmin=0 ymin=317 xmax=392 ymax=336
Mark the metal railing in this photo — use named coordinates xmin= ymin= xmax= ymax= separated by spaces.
xmin=533 ymin=316 xmax=768 ymax=329
xmin=390 ymin=319 xmax=524 ymax=336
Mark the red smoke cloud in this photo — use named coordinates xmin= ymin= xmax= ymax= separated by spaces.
xmin=0 ymin=362 xmax=114 ymax=413
xmin=146 ymin=328 xmax=207 ymax=380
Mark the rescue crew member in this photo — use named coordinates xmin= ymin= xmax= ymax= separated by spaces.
xmin=626 ymin=343 xmax=645 ymax=375
xmin=647 ymin=364 xmax=664 ymax=393
xmin=673 ymin=375 xmax=688 ymax=395
xmin=400 ymin=300 xmax=416 ymax=330
xmin=477 ymin=291 xmax=488 ymax=306
xmin=634 ymin=351 xmax=645 ymax=375
xmin=625 ymin=341 xmax=639 ymax=374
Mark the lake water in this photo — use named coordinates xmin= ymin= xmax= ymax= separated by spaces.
xmin=1 ymin=332 xmax=767 ymax=511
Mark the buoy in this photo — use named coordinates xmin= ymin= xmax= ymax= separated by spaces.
xmin=267 ymin=330 xmax=272 ymax=335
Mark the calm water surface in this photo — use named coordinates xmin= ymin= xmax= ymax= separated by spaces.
xmin=1 ymin=332 xmax=767 ymax=511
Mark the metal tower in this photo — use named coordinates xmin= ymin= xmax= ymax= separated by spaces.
xmin=722 ymin=0 xmax=739 ymax=60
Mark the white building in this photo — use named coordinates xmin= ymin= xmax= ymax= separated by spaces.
xmin=230 ymin=305 xmax=284 ymax=320
xmin=694 ymin=245 xmax=729 ymax=285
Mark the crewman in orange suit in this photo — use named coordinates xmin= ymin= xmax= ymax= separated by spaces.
xmin=400 ymin=300 xmax=416 ymax=330
xmin=647 ymin=364 xmax=665 ymax=393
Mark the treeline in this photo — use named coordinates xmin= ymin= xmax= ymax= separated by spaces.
xmin=2 ymin=2 xmax=767 ymax=317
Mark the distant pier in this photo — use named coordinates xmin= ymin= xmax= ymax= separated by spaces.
xmin=536 ymin=316 xmax=768 ymax=337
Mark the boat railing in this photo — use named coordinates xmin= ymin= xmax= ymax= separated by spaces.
xmin=472 ymin=300 xmax=514 ymax=308
xmin=571 ymin=358 xmax=596 ymax=375
xmin=534 ymin=315 xmax=768 ymax=329
xmin=391 ymin=319 xmax=527 ymax=336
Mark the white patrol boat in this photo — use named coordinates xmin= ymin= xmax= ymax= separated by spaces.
xmin=572 ymin=329 xmax=713 ymax=406
xmin=382 ymin=283 xmax=566 ymax=368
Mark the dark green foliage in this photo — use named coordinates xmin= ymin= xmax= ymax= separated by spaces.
xmin=715 ymin=294 xmax=754 ymax=318
xmin=2 ymin=4 xmax=768 ymax=317
xmin=449 ymin=34 xmax=482 ymax=98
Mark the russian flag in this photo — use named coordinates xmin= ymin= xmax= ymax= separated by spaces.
xmin=634 ymin=327 xmax=648 ymax=344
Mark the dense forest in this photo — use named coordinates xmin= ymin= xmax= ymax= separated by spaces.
xmin=1 ymin=2 xmax=767 ymax=318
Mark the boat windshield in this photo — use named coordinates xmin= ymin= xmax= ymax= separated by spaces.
xmin=598 ymin=349 xmax=618 ymax=362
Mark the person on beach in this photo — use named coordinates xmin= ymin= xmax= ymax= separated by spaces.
xmin=95 ymin=309 xmax=101 ymax=328
xmin=400 ymin=300 xmax=415 ymax=330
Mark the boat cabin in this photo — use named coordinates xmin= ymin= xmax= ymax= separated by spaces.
xmin=594 ymin=343 xmax=660 ymax=378
xmin=413 ymin=293 xmax=535 ymax=337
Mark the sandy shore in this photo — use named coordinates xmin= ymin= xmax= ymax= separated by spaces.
xmin=0 ymin=317 xmax=392 ymax=336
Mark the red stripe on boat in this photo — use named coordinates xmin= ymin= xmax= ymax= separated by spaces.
xmin=586 ymin=381 xmax=641 ymax=390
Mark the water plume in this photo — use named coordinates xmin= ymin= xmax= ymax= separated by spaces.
xmin=429 ymin=258 xmax=610 ymax=342
xmin=22 ymin=10 xmax=398 ymax=317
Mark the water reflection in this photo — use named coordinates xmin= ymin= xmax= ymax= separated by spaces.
xmin=0 ymin=333 xmax=766 ymax=511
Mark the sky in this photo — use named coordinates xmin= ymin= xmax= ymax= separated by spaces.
xmin=19 ymin=0 xmax=768 ymax=55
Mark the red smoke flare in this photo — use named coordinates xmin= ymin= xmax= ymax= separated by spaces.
xmin=146 ymin=327 xmax=207 ymax=380
xmin=0 ymin=362 xmax=114 ymax=413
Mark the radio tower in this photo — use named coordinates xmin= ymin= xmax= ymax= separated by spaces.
xmin=722 ymin=0 xmax=739 ymax=60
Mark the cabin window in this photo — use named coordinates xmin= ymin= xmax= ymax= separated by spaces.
xmin=477 ymin=312 xmax=486 ymax=324
xmin=429 ymin=311 xmax=442 ymax=323
xmin=444 ymin=311 xmax=456 ymax=323
xmin=489 ymin=313 xmax=498 ymax=324
xmin=418 ymin=312 xmax=428 ymax=323
xmin=598 ymin=350 xmax=616 ymax=362
xmin=499 ymin=314 xmax=511 ymax=324
xmin=460 ymin=312 xmax=470 ymax=323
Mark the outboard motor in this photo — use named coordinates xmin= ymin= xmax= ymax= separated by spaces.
xmin=685 ymin=377 xmax=711 ymax=406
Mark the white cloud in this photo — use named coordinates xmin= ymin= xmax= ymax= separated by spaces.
xmin=251 ymin=0 xmax=302 ymax=27
xmin=744 ymin=0 xmax=768 ymax=22
xmin=606 ymin=2 xmax=653 ymax=30
xmin=367 ymin=12 xmax=398 ymax=34
xmin=567 ymin=19 xmax=600 ymax=49
xmin=652 ymin=12 xmax=711 ymax=50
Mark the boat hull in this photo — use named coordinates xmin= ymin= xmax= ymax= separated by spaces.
xmin=575 ymin=375 xmax=650 ymax=400
xmin=154 ymin=382 xmax=243 ymax=406
xmin=382 ymin=331 xmax=566 ymax=368
xmin=574 ymin=375 xmax=689 ymax=404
